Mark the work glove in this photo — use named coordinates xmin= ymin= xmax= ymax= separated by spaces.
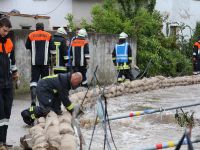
xmin=12 ymin=72 xmax=20 ymax=89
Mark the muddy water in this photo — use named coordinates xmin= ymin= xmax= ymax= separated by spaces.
xmin=81 ymin=84 xmax=200 ymax=150
xmin=8 ymin=85 xmax=200 ymax=149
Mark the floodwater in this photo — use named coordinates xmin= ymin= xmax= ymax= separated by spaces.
xmin=8 ymin=85 xmax=200 ymax=150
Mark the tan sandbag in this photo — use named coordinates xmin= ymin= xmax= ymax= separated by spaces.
xmin=34 ymin=136 xmax=48 ymax=149
xmin=37 ymin=123 xmax=45 ymax=129
xmin=155 ymin=75 xmax=165 ymax=80
xmin=29 ymin=125 xmax=45 ymax=135
xmin=47 ymin=127 xmax=61 ymax=150
xmin=59 ymin=122 xmax=74 ymax=134
xmin=61 ymin=134 xmax=77 ymax=150
xmin=109 ymin=86 xmax=117 ymax=95
xmin=104 ymin=93 xmax=112 ymax=98
xmin=45 ymin=112 xmax=61 ymax=149
xmin=32 ymin=143 xmax=48 ymax=150
xmin=46 ymin=126 xmax=60 ymax=138
xmin=45 ymin=111 xmax=59 ymax=129
xmin=59 ymin=112 xmax=72 ymax=124
xmin=48 ymin=138 xmax=61 ymax=150
xmin=37 ymin=117 xmax=45 ymax=124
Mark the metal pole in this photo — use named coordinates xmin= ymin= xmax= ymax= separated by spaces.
xmin=106 ymin=102 xmax=200 ymax=121
xmin=137 ymin=139 xmax=200 ymax=150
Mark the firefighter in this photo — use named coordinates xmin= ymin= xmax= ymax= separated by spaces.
xmin=21 ymin=72 xmax=82 ymax=126
xmin=50 ymin=27 xmax=68 ymax=114
xmin=25 ymin=23 xmax=53 ymax=106
xmin=0 ymin=17 xmax=18 ymax=148
xmin=192 ymin=36 xmax=200 ymax=75
xmin=51 ymin=27 xmax=68 ymax=74
xmin=112 ymin=32 xmax=133 ymax=82
xmin=69 ymin=28 xmax=90 ymax=87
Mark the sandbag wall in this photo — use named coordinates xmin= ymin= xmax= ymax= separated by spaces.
xmin=22 ymin=111 xmax=78 ymax=150
xmin=70 ymin=75 xmax=200 ymax=106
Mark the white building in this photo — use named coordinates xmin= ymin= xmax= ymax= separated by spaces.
xmin=155 ymin=0 xmax=200 ymax=39
xmin=0 ymin=0 xmax=101 ymax=30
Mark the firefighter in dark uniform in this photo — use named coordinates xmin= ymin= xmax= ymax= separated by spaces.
xmin=193 ymin=36 xmax=200 ymax=75
xmin=51 ymin=27 xmax=68 ymax=74
xmin=21 ymin=72 xmax=82 ymax=125
xmin=112 ymin=32 xmax=133 ymax=82
xmin=50 ymin=27 xmax=68 ymax=114
xmin=0 ymin=17 xmax=18 ymax=148
xmin=69 ymin=28 xmax=90 ymax=87
xmin=25 ymin=23 xmax=53 ymax=106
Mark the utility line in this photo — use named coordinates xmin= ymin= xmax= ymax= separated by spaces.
xmin=38 ymin=0 xmax=65 ymax=16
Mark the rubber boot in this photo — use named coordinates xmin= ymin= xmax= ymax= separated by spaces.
xmin=30 ymin=86 xmax=37 ymax=106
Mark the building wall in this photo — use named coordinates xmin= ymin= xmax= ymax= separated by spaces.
xmin=72 ymin=0 xmax=102 ymax=24
xmin=9 ymin=16 xmax=50 ymax=30
xmin=12 ymin=30 xmax=137 ymax=88
xmin=0 ymin=0 xmax=72 ymax=28
xmin=156 ymin=0 xmax=200 ymax=38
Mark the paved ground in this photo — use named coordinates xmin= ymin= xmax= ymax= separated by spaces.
xmin=7 ymin=84 xmax=200 ymax=149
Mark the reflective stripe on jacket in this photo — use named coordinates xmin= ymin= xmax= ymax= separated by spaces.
xmin=52 ymin=34 xmax=68 ymax=68
xmin=26 ymin=30 xmax=52 ymax=65
xmin=70 ymin=38 xmax=90 ymax=66
xmin=0 ymin=37 xmax=17 ymax=88
xmin=193 ymin=42 xmax=200 ymax=57
xmin=115 ymin=42 xmax=128 ymax=63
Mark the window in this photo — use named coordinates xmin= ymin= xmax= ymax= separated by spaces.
xmin=20 ymin=25 xmax=31 ymax=30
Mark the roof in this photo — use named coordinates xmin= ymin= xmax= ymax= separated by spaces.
xmin=0 ymin=11 xmax=50 ymax=19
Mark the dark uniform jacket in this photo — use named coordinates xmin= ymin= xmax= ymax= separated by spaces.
xmin=25 ymin=30 xmax=53 ymax=65
xmin=37 ymin=73 xmax=72 ymax=108
xmin=70 ymin=37 xmax=90 ymax=67
xmin=193 ymin=42 xmax=200 ymax=60
xmin=52 ymin=34 xmax=68 ymax=71
xmin=0 ymin=36 xmax=17 ymax=88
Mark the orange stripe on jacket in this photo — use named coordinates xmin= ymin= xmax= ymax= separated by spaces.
xmin=29 ymin=30 xmax=51 ymax=41
xmin=194 ymin=42 xmax=200 ymax=48
xmin=0 ymin=38 xmax=13 ymax=53
xmin=71 ymin=39 xmax=88 ymax=47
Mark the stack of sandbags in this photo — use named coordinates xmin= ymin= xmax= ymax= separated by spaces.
xmin=59 ymin=112 xmax=77 ymax=150
xmin=45 ymin=112 xmax=61 ymax=149
xmin=69 ymin=75 xmax=200 ymax=105
xmin=29 ymin=123 xmax=48 ymax=149
xmin=22 ymin=111 xmax=78 ymax=150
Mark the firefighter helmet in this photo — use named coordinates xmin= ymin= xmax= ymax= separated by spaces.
xmin=57 ymin=27 xmax=67 ymax=35
xmin=119 ymin=32 xmax=128 ymax=39
xmin=77 ymin=28 xmax=87 ymax=37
